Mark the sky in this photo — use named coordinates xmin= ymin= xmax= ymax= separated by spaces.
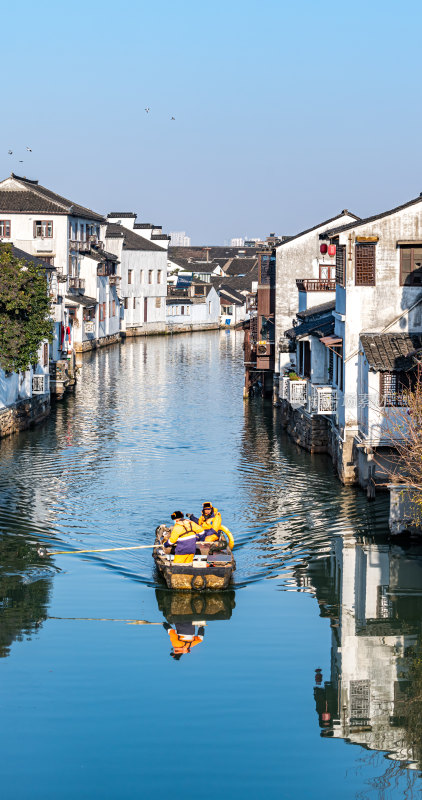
xmin=1 ymin=0 xmax=421 ymax=244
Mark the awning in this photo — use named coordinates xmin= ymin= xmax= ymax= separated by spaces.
xmin=320 ymin=335 xmax=343 ymax=354
xmin=320 ymin=336 xmax=342 ymax=346
xmin=65 ymin=294 xmax=97 ymax=308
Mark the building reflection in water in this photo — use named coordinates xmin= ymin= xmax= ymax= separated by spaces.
xmin=312 ymin=535 xmax=422 ymax=770
xmin=155 ymin=589 xmax=235 ymax=660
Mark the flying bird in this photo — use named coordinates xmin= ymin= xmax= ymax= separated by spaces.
xmin=26 ymin=147 xmax=32 ymax=152
xmin=171 ymin=116 xmax=175 ymax=120
xmin=145 ymin=107 xmax=150 ymax=113
xmin=8 ymin=150 xmax=12 ymax=155
xmin=19 ymin=160 xmax=23 ymax=163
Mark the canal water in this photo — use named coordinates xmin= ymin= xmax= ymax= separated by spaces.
xmin=0 ymin=331 xmax=421 ymax=799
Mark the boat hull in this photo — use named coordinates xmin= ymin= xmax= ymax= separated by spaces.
xmin=153 ymin=525 xmax=236 ymax=591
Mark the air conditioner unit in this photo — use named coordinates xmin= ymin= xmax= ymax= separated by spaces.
xmin=257 ymin=340 xmax=269 ymax=356
xmin=32 ymin=374 xmax=50 ymax=395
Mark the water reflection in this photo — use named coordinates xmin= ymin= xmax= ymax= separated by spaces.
xmin=0 ymin=532 xmax=52 ymax=658
xmin=156 ymin=589 xmax=235 ymax=659
xmin=311 ymin=535 xmax=422 ymax=770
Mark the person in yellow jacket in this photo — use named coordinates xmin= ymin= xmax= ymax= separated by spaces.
xmin=189 ymin=502 xmax=222 ymax=543
xmin=163 ymin=621 xmax=205 ymax=660
xmin=163 ymin=511 xmax=204 ymax=564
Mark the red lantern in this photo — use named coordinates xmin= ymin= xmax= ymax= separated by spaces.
xmin=328 ymin=244 xmax=336 ymax=257
xmin=320 ymin=243 xmax=328 ymax=254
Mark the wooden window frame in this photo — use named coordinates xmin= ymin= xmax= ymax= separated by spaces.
xmin=33 ymin=220 xmax=53 ymax=238
xmin=355 ymin=243 xmax=376 ymax=286
xmin=400 ymin=247 xmax=422 ymax=286
xmin=124 ymin=298 xmax=128 ymax=310
xmin=148 ymin=270 xmax=153 ymax=284
xmin=127 ymin=269 xmax=133 ymax=285
xmin=157 ymin=270 xmax=162 ymax=284
xmin=0 ymin=220 xmax=11 ymax=237
xmin=335 ymin=244 xmax=346 ymax=286
xmin=133 ymin=297 xmax=136 ymax=309
xmin=380 ymin=370 xmax=414 ymax=406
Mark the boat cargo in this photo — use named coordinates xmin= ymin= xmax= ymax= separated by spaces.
xmin=153 ymin=524 xmax=236 ymax=591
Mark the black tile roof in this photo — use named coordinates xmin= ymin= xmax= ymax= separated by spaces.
xmin=360 ymin=332 xmax=422 ymax=371
xmin=0 ymin=174 xmax=105 ymax=221
xmin=7 ymin=244 xmax=55 ymax=270
xmin=224 ymin=257 xmax=258 ymax=276
xmin=168 ymin=245 xmax=260 ymax=260
xmin=65 ymin=294 xmax=97 ymax=308
xmin=296 ymin=300 xmax=336 ymax=319
xmin=134 ymin=223 xmax=153 ymax=229
xmin=105 ymin=223 xmax=165 ymax=252
xmin=285 ymin=313 xmax=334 ymax=340
xmin=276 ymin=210 xmax=360 ymax=248
xmin=325 ymin=195 xmax=422 ymax=237
xmin=83 ymin=247 xmax=119 ymax=263
xmin=107 ymin=212 xmax=136 ymax=218
xmin=218 ymin=284 xmax=246 ymax=304
xmin=220 ymin=290 xmax=244 ymax=306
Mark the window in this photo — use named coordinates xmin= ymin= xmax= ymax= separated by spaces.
xmin=155 ymin=297 xmax=161 ymax=308
xmin=0 ymin=220 xmax=11 ymax=237
xmin=43 ymin=342 xmax=48 ymax=367
xmin=186 ymin=305 xmax=190 ymax=315
xmin=33 ymin=220 xmax=53 ymax=238
xmin=335 ymin=245 xmax=346 ymax=286
xmin=124 ymin=298 xmax=128 ymax=310
xmin=148 ymin=270 xmax=153 ymax=284
xmin=380 ymin=371 xmax=414 ymax=406
xmin=140 ymin=271 xmax=144 ymax=284
xmin=133 ymin=297 xmax=136 ymax=309
xmin=100 ymin=304 xmax=104 ymax=322
xmin=181 ymin=306 xmax=185 ymax=315
xmin=157 ymin=270 xmax=162 ymax=284
xmin=400 ymin=247 xmax=422 ymax=286
xmin=128 ymin=269 xmax=133 ymax=285
xmin=355 ymin=244 xmax=376 ymax=285
xmin=112 ymin=300 xmax=116 ymax=316
xmin=319 ymin=264 xmax=336 ymax=281
xmin=41 ymin=256 xmax=54 ymax=265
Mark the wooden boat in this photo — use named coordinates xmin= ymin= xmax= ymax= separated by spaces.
xmin=153 ymin=524 xmax=236 ymax=591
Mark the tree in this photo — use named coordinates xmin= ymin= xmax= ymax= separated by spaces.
xmin=0 ymin=243 xmax=53 ymax=373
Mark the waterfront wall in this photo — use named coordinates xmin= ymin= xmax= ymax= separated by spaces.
xmin=74 ymin=332 xmax=121 ymax=352
xmin=0 ymin=395 xmax=50 ymax=440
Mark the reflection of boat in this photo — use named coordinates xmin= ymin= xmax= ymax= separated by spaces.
xmin=156 ymin=588 xmax=236 ymax=623
xmin=156 ymin=589 xmax=236 ymax=659
xmin=153 ymin=525 xmax=236 ymax=591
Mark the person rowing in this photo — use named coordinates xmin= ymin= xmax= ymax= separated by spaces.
xmin=162 ymin=511 xmax=204 ymax=564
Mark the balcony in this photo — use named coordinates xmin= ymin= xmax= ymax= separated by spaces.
xmin=307 ymin=385 xmax=338 ymax=415
xmin=68 ymin=277 xmax=85 ymax=291
xmin=296 ymin=279 xmax=336 ymax=292
xmin=287 ymin=379 xmax=308 ymax=406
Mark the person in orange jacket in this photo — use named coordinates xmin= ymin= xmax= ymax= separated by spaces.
xmin=163 ymin=511 xmax=204 ymax=564
xmin=163 ymin=621 xmax=205 ymax=660
xmin=189 ymin=502 xmax=222 ymax=543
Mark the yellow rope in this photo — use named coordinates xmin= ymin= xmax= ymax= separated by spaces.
xmin=48 ymin=616 xmax=162 ymax=624
xmin=42 ymin=544 xmax=157 ymax=556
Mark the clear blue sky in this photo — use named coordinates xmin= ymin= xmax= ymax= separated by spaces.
xmin=1 ymin=0 xmax=421 ymax=243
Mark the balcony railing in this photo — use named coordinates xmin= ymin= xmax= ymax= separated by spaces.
xmin=287 ymin=379 xmax=308 ymax=406
xmin=296 ymin=279 xmax=336 ymax=292
xmin=307 ymin=385 xmax=338 ymax=415
xmin=68 ymin=277 xmax=85 ymax=291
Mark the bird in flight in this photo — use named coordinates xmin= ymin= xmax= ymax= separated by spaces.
xmin=171 ymin=116 xmax=175 ymax=121
xmin=19 ymin=160 xmax=23 ymax=163
xmin=8 ymin=150 xmax=12 ymax=155
xmin=145 ymin=107 xmax=150 ymax=113
xmin=26 ymin=147 xmax=32 ymax=152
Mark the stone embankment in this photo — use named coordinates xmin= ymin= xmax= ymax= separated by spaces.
xmin=0 ymin=395 xmax=50 ymax=440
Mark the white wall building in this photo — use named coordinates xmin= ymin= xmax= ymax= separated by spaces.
xmin=0 ymin=172 xmax=107 ymax=392
xmin=166 ymin=286 xmax=220 ymax=332
xmin=275 ymin=210 xmax=359 ymax=374
xmin=169 ymin=231 xmax=191 ymax=247
xmin=105 ymin=215 xmax=168 ymax=336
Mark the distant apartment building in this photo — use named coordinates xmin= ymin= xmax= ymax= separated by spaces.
xmin=169 ymin=231 xmax=191 ymax=247
xmin=230 ymin=237 xmax=244 ymax=247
